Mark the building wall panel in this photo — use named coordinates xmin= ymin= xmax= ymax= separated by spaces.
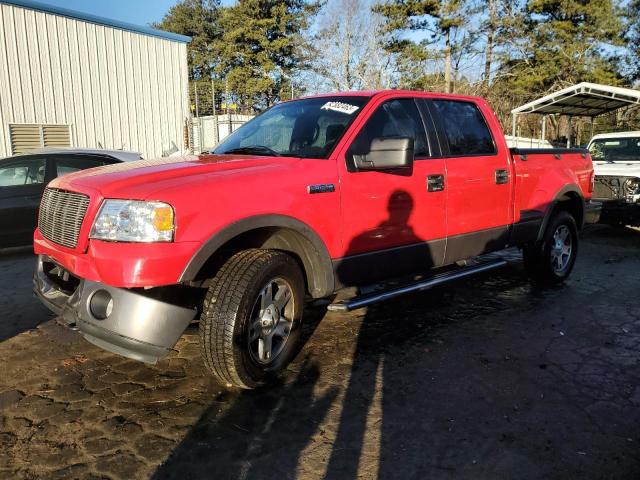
xmin=0 ymin=2 xmax=190 ymax=158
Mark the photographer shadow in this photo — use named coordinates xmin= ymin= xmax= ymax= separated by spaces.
xmin=152 ymin=302 xmax=337 ymax=480
xmin=325 ymin=189 xmax=436 ymax=479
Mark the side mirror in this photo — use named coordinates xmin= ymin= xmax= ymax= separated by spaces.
xmin=353 ymin=137 xmax=414 ymax=171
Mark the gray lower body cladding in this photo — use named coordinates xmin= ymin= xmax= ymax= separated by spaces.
xmin=33 ymin=255 xmax=196 ymax=364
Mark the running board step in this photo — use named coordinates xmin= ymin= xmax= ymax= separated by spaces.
xmin=327 ymin=259 xmax=508 ymax=312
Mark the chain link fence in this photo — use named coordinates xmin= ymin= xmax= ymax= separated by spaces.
xmin=186 ymin=80 xmax=255 ymax=153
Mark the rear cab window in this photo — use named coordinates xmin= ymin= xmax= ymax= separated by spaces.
xmin=431 ymin=100 xmax=496 ymax=156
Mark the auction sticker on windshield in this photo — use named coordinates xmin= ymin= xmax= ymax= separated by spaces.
xmin=321 ymin=101 xmax=360 ymax=115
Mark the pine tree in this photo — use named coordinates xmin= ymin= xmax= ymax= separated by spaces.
xmin=499 ymin=0 xmax=625 ymax=96
xmin=154 ymin=0 xmax=223 ymax=80
xmin=480 ymin=0 xmax=521 ymax=86
xmin=627 ymin=0 xmax=640 ymax=80
xmin=374 ymin=0 xmax=470 ymax=93
xmin=217 ymin=0 xmax=319 ymax=109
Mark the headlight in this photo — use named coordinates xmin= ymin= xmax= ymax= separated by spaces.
xmin=624 ymin=178 xmax=640 ymax=196
xmin=90 ymin=200 xmax=175 ymax=242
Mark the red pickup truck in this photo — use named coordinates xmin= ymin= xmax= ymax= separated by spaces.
xmin=33 ymin=91 xmax=599 ymax=388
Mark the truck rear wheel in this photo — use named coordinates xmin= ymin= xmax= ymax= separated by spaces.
xmin=523 ymin=210 xmax=578 ymax=284
xmin=199 ymin=249 xmax=305 ymax=389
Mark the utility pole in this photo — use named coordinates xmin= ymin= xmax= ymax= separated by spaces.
xmin=194 ymin=83 xmax=200 ymax=118
xmin=194 ymin=82 xmax=201 ymax=153
xmin=225 ymin=78 xmax=232 ymax=136
xmin=212 ymin=78 xmax=218 ymax=146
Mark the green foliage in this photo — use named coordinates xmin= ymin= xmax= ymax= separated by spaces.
xmin=154 ymin=0 xmax=223 ymax=80
xmin=627 ymin=0 xmax=640 ymax=79
xmin=156 ymin=0 xmax=637 ymax=126
xmin=373 ymin=0 xmax=440 ymax=33
xmin=499 ymin=0 xmax=625 ymax=96
xmin=217 ymin=0 xmax=319 ymax=109
xmin=156 ymin=0 xmax=317 ymax=110
xmin=373 ymin=0 xmax=474 ymax=92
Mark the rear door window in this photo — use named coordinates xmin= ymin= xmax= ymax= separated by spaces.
xmin=431 ymin=100 xmax=496 ymax=156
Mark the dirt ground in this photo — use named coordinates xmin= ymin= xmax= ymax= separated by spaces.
xmin=1 ymin=225 xmax=639 ymax=480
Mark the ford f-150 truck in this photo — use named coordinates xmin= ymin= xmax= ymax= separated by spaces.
xmin=33 ymin=91 xmax=599 ymax=389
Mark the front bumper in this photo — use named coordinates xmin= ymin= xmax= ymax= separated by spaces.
xmin=33 ymin=229 xmax=201 ymax=288
xmin=594 ymin=199 xmax=640 ymax=226
xmin=33 ymin=255 xmax=196 ymax=363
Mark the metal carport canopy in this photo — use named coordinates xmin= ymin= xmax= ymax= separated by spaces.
xmin=510 ymin=82 xmax=640 ymax=145
xmin=512 ymin=82 xmax=640 ymax=117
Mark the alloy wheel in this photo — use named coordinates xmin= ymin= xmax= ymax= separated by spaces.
xmin=550 ymin=225 xmax=573 ymax=274
xmin=247 ymin=277 xmax=294 ymax=364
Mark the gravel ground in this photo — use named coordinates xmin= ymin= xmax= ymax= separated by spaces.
xmin=1 ymin=225 xmax=639 ymax=480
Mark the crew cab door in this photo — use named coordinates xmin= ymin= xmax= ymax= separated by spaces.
xmin=336 ymin=96 xmax=447 ymax=286
xmin=427 ymin=99 xmax=513 ymax=263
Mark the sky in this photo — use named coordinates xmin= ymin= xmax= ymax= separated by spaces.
xmin=41 ymin=0 xmax=193 ymax=27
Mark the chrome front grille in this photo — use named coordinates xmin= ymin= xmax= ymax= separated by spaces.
xmin=38 ymin=188 xmax=90 ymax=248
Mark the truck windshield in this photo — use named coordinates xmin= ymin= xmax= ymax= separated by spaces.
xmin=589 ymin=137 xmax=640 ymax=162
xmin=213 ymin=96 xmax=370 ymax=159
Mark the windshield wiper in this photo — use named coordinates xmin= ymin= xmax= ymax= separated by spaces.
xmin=218 ymin=145 xmax=280 ymax=156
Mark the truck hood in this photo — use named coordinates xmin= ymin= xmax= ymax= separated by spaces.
xmin=593 ymin=161 xmax=640 ymax=177
xmin=49 ymin=154 xmax=301 ymax=199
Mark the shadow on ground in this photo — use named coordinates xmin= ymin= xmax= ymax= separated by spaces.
xmin=1 ymin=227 xmax=640 ymax=479
xmin=153 ymin=356 xmax=338 ymax=480
xmin=151 ymin=224 xmax=640 ymax=480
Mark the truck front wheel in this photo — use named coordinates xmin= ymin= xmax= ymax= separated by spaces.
xmin=523 ymin=210 xmax=578 ymax=284
xmin=199 ymin=249 xmax=305 ymax=389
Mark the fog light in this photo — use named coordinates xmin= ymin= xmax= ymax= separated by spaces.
xmin=89 ymin=290 xmax=113 ymax=320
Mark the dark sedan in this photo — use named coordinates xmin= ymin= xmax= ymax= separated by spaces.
xmin=0 ymin=149 xmax=141 ymax=248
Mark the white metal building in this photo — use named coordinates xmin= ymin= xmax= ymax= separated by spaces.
xmin=0 ymin=0 xmax=191 ymax=159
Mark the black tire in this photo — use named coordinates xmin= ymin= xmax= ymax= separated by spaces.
xmin=523 ymin=210 xmax=578 ymax=284
xmin=199 ymin=248 xmax=305 ymax=389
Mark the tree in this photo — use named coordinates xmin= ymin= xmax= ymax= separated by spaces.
xmin=497 ymin=0 xmax=625 ymax=97
xmin=479 ymin=0 xmax=522 ymax=86
xmin=483 ymin=0 xmax=497 ymax=85
xmin=217 ymin=0 xmax=320 ymax=109
xmin=627 ymin=0 xmax=640 ymax=80
xmin=307 ymin=0 xmax=394 ymax=91
xmin=374 ymin=0 xmax=472 ymax=93
xmin=154 ymin=0 xmax=223 ymax=80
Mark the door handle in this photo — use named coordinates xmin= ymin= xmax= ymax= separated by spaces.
xmin=427 ymin=174 xmax=445 ymax=192
xmin=495 ymin=169 xmax=509 ymax=184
